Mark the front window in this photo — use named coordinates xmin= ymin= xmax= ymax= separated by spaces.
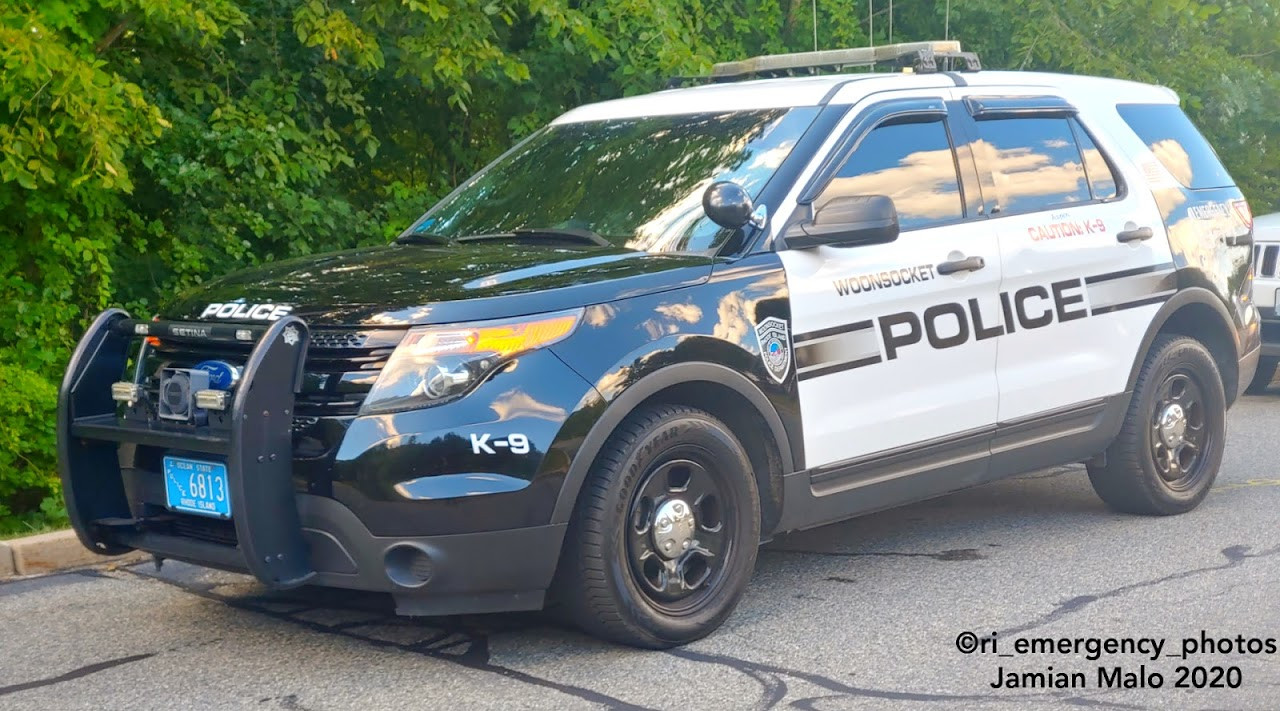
xmin=405 ymin=108 xmax=819 ymax=253
xmin=818 ymin=119 xmax=964 ymax=231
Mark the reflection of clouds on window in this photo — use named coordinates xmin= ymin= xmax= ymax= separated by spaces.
xmin=972 ymin=118 xmax=1091 ymax=214
xmin=628 ymin=183 xmax=711 ymax=252
xmin=825 ymin=146 xmax=962 ymax=221
xmin=748 ymin=140 xmax=797 ymax=170
xmin=1150 ymin=139 xmax=1194 ymax=187
xmin=1073 ymin=122 xmax=1118 ymax=201
xmin=973 ymin=139 xmax=1088 ymax=208
xmin=819 ymin=121 xmax=963 ymax=230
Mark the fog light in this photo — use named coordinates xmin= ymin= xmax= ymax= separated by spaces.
xmin=111 ymin=382 xmax=144 ymax=404
xmin=195 ymin=389 xmax=231 ymax=411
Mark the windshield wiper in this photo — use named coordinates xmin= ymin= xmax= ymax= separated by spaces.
xmin=456 ymin=227 xmax=612 ymax=247
xmin=394 ymin=232 xmax=450 ymax=245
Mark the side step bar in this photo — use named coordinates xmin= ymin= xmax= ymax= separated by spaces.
xmin=57 ymin=309 xmax=317 ymax=589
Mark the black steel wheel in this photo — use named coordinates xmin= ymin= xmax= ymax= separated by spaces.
xmin=1149 ymin=371 xmax=1211 ymax=491
xmin=1088 ymin=335 xmax=1226 ymax=515
xmin=626 ymin=455 xmax=734 ymax=613
xmin=554 ymin=404 xmax=760 ymax=648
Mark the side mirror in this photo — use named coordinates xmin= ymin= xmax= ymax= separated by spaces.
xmin=783 ymin=195 xmax=900 ymax=249
xmin=702 ymin=181 xmax=754 ymax=230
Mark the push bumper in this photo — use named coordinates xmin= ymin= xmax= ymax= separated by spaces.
xmin=58 ymin=310 xmax=564 ymax=615
xmin=1260 ymin=317 xmax=1280 ymax=358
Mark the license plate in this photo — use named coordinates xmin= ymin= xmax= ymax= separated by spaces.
xmin=163 ymin=456 xmax=231 ymax=519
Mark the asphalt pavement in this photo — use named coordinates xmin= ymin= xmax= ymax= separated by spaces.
xmin=5 ymin=392 xmax=1280 ymax=710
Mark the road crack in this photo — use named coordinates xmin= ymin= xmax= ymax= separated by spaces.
xmin=123 ymin=567 xmax=656 ymax=710
xmin=0 ymin=653 xmax=155 ymax=698
xmin=765 ymin=547 xmax=985 ymax=562
xmin=1001 ymin=544 xmax=1280 ymax=637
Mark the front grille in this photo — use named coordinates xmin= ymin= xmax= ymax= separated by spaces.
xmin=1262 ymin=320 xmax=1280 ymax=344
xmin=170 ymin=513 xmax=238 ymax=546
xmin=144 ymin=328 xmax=404 ymax=417
xmin=311 ymin=331 xmax=369 ymax=349
xmin=1256 ymin=244 xmax=1279 ymax=278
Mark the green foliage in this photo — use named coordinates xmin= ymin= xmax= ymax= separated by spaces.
xmin=0 ymin=0 xmax=1278 ymax=532
xmin=0 ymin=364 xmax=65 ymax=535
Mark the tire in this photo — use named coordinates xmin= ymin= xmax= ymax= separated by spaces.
xmin=553 ymin=404 xmax=760 ymax=648
xmin=1245 ymin=357 xmax=1277 ymax=394
xmin=1087 ymin=335 xmax=1226 ymax=515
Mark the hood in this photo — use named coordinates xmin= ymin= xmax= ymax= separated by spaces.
xmin=160 ymin=243 xmax=713 ymax=326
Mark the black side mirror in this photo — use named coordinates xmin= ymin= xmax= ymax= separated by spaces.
xmin=783 ymin=195 xmax=900 ymax=249
xmin=702 ymin=181 xmax=754 ymax=229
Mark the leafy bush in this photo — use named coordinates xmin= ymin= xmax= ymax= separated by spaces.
xmin=0 ymin=362 xmax=67 ymax=535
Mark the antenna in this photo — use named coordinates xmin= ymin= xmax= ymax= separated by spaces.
xmin=812 ymin=0 xmax=818 ymax=51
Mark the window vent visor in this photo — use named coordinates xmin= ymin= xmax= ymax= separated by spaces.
xmin=965 ymin=96 xmax=1078 ymax=120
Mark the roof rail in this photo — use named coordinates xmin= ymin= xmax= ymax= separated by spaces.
xmin=669 ymin=41 xmax=981 ymax=87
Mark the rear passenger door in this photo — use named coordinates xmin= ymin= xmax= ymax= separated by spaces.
xmin=954 ymin=94 xmax=1175 ymax=423
xmin=779 ymin=96 xmax=1002 ymax=475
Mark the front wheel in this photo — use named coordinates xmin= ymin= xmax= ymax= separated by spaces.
xmin=1087 ymin=335 xmax=1226 ymax=515
xmin=553 ymin=404 xmax=760 ymax=648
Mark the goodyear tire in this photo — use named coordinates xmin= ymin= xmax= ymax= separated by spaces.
xmin=1087 ymin=335 xmax=1226 ymax=515
xmin=554 ymin=404 xmax=760 ymax=648
xmin=1245 ymin=357 xmax=1277 ymax=394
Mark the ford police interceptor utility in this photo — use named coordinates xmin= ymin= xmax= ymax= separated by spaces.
xmin=59 ymin=42 xmax=1259 ymax=648
xmin=1248 ymin=212 xmax=1280 ymax=392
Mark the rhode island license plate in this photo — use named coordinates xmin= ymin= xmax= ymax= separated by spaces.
xmin=163 ymin=456 xmax=231 ymax=519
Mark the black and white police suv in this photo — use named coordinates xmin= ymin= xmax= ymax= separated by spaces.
xmin=60 ymin=41 xmax=1259 ymax=648
xmin=1249 ymin=212 xmax=1280 ymax=391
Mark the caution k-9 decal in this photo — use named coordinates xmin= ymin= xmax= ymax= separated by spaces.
xmin=794 ymin=262 xmax=1177 ymax=381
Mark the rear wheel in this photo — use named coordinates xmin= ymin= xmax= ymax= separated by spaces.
xmin=554 ymin=404 xmax=760 ymax=648
xmin=1245 ymin=357 xmax=1277 ymax=394
xmin=1087 ymin=335 xmax=1225 ymax=515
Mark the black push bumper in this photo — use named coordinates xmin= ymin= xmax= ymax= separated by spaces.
xmin=58 ymin=309 xmax=564 ymax=613
xmin=59 ymin=309 xmax=317 ymax=588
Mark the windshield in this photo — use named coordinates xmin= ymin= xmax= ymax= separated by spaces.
xmin=403 ymin=107 xmax=819 ymax=253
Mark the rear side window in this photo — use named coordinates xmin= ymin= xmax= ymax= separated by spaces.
xmin=1117 ymin=104 xmax=1233 ymax=190
xmin=820 ymin=120 xmax=964 ymax=231
xmin=1071 ymin=121 xmax=1119 ymax=201
xmin=971 ymin=117 xmax=1092 ymax=215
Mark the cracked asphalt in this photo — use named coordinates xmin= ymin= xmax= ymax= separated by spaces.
xmin=6 ymin=393 xmax=1280 ymax=710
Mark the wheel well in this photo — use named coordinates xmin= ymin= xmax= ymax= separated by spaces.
xmin=1155 ymin=302 xmax=1238 ymax=406
xmin=639 ymin=381 xmax=785 ymax=537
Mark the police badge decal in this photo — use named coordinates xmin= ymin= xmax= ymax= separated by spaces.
xmin=754 ymin=316 xmax=792 ymax=383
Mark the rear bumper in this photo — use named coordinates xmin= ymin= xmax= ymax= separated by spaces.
xmin=58 ymin=309 xmax=565 ymax=615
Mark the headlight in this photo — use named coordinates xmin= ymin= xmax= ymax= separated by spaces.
xmin=359 ymin=308 xmax=584 ymax=416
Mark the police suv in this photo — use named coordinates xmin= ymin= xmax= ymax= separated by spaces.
xmin=60 ymin=42 xmax=1259 ymax=648
xmin=1249 ymin=212 xmax=1280 ymax=391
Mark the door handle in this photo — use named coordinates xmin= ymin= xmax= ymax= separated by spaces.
xmin=936 ymin=256 xmax=986 ymax=275
xmin=1117 ymin=226 xmax=1154 ymax=243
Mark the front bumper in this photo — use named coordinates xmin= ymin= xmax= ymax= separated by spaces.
xmin=58 ymin=310 xmax=566 ymax=615
xmin=1261 ymin=318 xmax=1280 ymax=358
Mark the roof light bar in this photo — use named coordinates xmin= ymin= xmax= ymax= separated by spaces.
xmin=701 ymin=41 xmax=980 ymax=83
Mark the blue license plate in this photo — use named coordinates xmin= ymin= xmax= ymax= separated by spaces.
xmin=163 ymin=456 xmax=231 ymax=519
